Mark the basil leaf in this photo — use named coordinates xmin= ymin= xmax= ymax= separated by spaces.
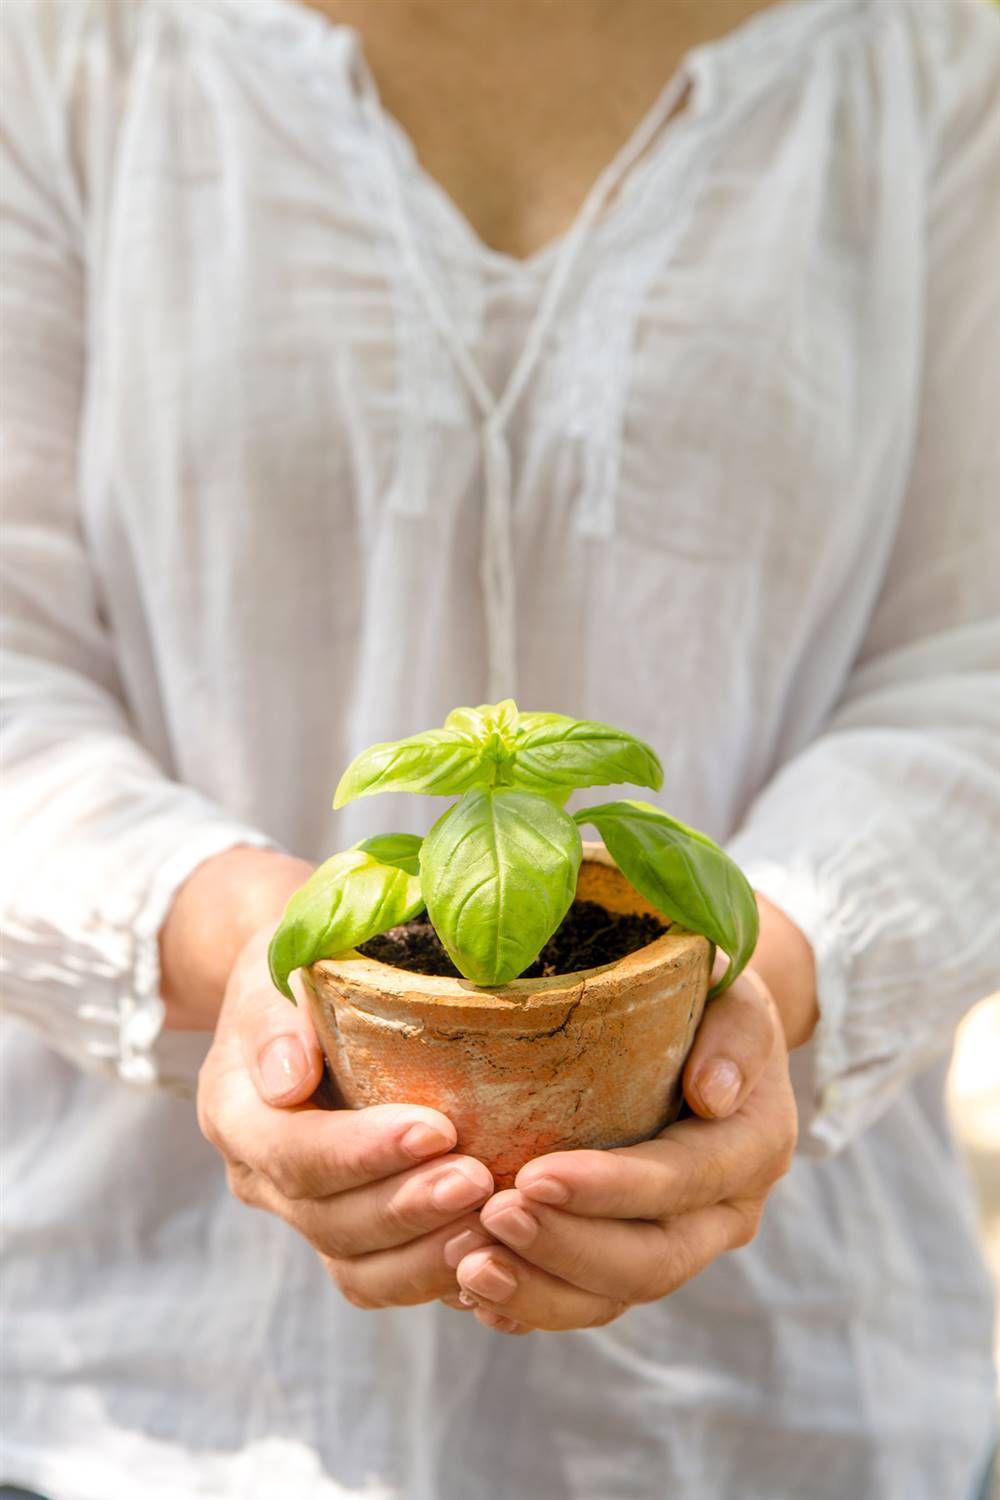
xmin=515 ymin=711 xmax=573 ymax=736
xmin=355 ymin=832 xmax=422 ymax=876
xmin=510 ymin=719 xmax=663 ymax=794
xmin=536 ymin=786 xmax=573 ymax=808
xmin=577 ymin=800 xmax=758 ymax=992
xmin=439 ymin=700 xmax=521 ymax=786
xmin=421 ymin=788 xmax=582 ymax=986
xmin=268 ymin=848 xmax=424 ymax=999
xmin=333 ymin=728 xmax=484 ymax=808
xmin=445 ymin=699 xmax=519 ymax=744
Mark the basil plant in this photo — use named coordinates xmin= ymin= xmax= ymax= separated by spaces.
xmin=268 ymin=701 xmax=758 ymax=997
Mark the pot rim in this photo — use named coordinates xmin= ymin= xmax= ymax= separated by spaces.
xmin=308 ymin=843 xmax=711 ymax=1008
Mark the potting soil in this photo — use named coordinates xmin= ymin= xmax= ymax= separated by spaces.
xmin=358 ymin=899 xmax=667 ymax=980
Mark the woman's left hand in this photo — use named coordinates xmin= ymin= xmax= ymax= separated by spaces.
xmin=452 ymin=966 xmax=799 ymax=1333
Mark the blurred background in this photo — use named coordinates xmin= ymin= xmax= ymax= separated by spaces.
xmin=949 ymin=993 xmax=1000 ymax=1396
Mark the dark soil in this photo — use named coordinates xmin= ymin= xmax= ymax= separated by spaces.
xmin=357 ymin=899 xmax=668 ymax=981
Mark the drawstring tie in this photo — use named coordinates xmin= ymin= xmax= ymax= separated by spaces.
xmin=357 ymin=55 xmax=690 ymax=701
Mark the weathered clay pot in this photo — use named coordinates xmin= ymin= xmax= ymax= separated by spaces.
xmin=304 ymin=844 xmax=712 ymax=1187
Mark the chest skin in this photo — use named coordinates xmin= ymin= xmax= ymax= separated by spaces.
xmin=300 ymin=0 xmax=776 ymax=260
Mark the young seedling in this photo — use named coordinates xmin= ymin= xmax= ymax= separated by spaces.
xmin=268 ymin=701 xmax=758 ymax=997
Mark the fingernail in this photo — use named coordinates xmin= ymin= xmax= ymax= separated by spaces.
xmin=458 ymin=1289 xmax=478 ymax=1307
xmin=459 ymin=1256 xmax=517 ymax=1304
xmin=481 ymin=1206 xmax=538 ymax=1250
xmin=696 ymin=1058 xmax=743 ymax=1116
xmin=440 ymin=1295 xmax=475 ymax=1312
xmin=431 ymin=1165 xmax=492 ymax=1213
xmin=518 ymin=1175 xmax=569 ymax=1206
xmin=443 ymin=1228 xmax=491 ymax=1269
xmin=258 ymin=1036 xmax=308 ymax=1101
xmin=401 ymin=1122 xmax=455 ymax=1160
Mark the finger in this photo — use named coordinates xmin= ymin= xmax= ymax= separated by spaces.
xmin=440 ymin=1295 xmax=476 ymax=1312
xmin=325 ymin=1212 xmax=492 ymax=1310
xmin=515 ymin=1052 xmax=793 ymax=1220
xmin=208 ymin=1087 xmax=462 ymax=1200
xmin=473 ymin=1309 xmax=532 ymax=1335
xmin=479 ymin=1188 xmax=756 ymax=1301
xmin=682 ymin=965 xmax=780 ymax=1119
xmin=273 ymin=1152 xmax=493 ymax=1258
xmin=455 ymin=1246 xmax=621 ymax=1333
xmin=229 ymin=932 xmax=326 ymax=1106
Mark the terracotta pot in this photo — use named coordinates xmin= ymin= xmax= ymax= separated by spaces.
xmin=304 ymin=843 xmax=712 ymax=1188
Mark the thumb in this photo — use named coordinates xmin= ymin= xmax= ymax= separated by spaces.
xmin=682 ymin=959 xmax=779 ymax=1121
xmin=230 ymin=928 xmax=326 ymax=1107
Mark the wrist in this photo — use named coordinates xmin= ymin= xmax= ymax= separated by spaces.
xmin=159 ymin=845 xmax=313 ymax=1031
xmin=749 ymin=893 xmax=819 ymax=1051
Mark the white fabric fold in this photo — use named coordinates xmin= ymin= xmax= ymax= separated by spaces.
xmin=2 ymin=0 xmax=998 ymax=1496
xmin=354 ymin=41 xmax=693 ymax=701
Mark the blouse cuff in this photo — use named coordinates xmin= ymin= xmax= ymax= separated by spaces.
xmin=2 ymin=819 xmax=279 ymax=1094
xmin=724 ymin=852 xmax=877 ymax=1158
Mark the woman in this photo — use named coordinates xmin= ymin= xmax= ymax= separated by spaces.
xmin=2 ymin=0 xmax=997 ymax=1497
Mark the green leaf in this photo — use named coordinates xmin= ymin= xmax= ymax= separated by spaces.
xmin=354 ymin=832 xmax=423 ymax=876
xmin=445 ymin=699 xmax=519 ymax=743
xmin=442 ymin=700 xmax=520 ymax=785
xmin=510 ymin=718 xmax=664 ymax=795
xmin=268 ymin=848 xmax=424 ymax=999
xmin=576 ymin=800 xmax=758 ymax=992
xmin=421 ymin=788 xmax=582 ymax=986
xmin=515 ymin=711 xmax=572 ymax=736
xmin=333 ymin=728 xmax=484 ymax=808
xmin=536 ymin=786 xmax=573 ymax=808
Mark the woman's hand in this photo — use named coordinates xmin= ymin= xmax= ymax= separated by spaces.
xmin=455 ymin=963 xmax=799 ymax=1333
xmin=197 ymin=926 xmax=495 ymax=1310
xmin=159 ymin=846 xmax=316 ymax=1031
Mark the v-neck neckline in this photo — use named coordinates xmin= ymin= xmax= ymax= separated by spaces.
xmin=218 ymin=0 xmax=868 ymax=276
xmin=343 ymin=38 xmax=705 ymax=277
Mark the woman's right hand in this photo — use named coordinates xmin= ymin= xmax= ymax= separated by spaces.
xmin=197 ymin=926 xmax=496 ymax=1310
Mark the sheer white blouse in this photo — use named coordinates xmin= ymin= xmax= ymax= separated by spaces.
xmin=2 ymin=1 xmax=998 ymax=1497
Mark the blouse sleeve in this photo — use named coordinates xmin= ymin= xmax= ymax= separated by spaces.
xmin=0 ymin=1 xmax=277 ymax=1088
xmin=726 ymin=0 xmax=1000 ymax=1155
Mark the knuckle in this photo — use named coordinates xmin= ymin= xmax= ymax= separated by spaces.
xmin=264 ymin=1160 xmax=299 ymax=1200
xmin=704 ymin=1149 xmax=730 ymax=1202
xmin=657 ymin=1237 xmax=700 ymax=1298
xmin=266 ymin=1149 xmax=315 ymax=1202
xmin=375 ymin=1181 xmax=426 ymax=1239
xmin=301 ymin=1212 xmax=354 ymax=1260
xmin=730 ymin=1205 xmax=762 ymax=1249
xmin=351 ymin=1130 xmax=393 ymax=1182
xmin=225 ymin=1161 xmax=258 ymax=1207
xmin=633 ymin=1263 xmax=672 ymax=1305
xmin=329 ymin=1241 xmax=449 ymax=1311
xmin=586 ymin=1299 xmax=630 ymax=1330
xmin=678 ymin=1145 xmax=725 ymax=1207
xmin=329 ymin=1261 xmax=381 ymax=1311
xmin=558 ymin=1240 xmax=602 ymax=1289
xmin=630 ymin=1236 xmax=680 ymax=1304
xmin=387 ymin=1263 xmax=443 ymax=1307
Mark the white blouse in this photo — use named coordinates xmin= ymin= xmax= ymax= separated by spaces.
xmin=2 ymin=0 xmax=998 ymax=1496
